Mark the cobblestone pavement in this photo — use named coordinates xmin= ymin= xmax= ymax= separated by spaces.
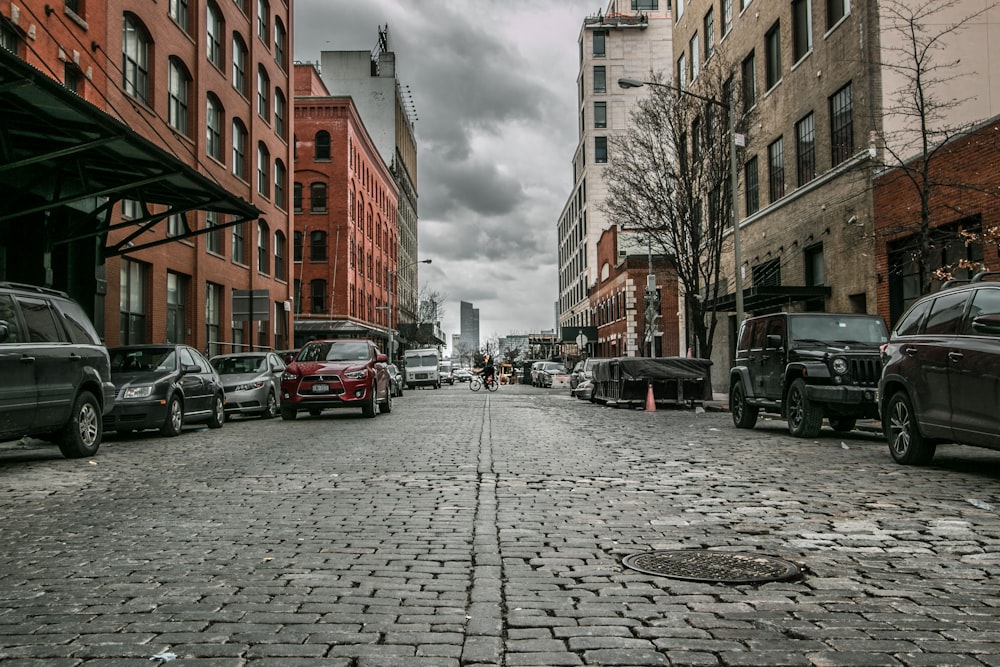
xmin=1 ymin=383 xmax=999 ymax=667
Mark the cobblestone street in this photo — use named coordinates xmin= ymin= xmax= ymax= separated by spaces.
xmin=1 ymin=384 xmax=999 ymax=666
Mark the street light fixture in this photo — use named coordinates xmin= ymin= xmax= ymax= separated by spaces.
xmin=618 ymin=77 xmax=745 ymax=324
xmin=384 ymin=258 xmax=432 ymax=365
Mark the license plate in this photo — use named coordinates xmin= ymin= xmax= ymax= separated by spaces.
xmin=312 ymin=384 xmax=329 ymax=394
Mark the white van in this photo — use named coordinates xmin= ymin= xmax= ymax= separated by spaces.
xmin=403 ymin=348 xmax=440 ymax=389
xmin=439 ymin=359 xmax=454 ymax=385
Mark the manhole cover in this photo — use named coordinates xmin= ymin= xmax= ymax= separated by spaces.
xmin=622 ymin=550 xmax=801 ymax=584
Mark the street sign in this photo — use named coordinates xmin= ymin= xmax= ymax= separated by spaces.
xmin=232 ymin=289 xmax=271 ymax=321
xmin=575 ymin=333 xmax=588 ymax=348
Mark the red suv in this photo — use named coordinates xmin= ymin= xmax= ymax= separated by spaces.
xmin=279 ymin=339 xmax=391 ymax=419
xmin=879 ymin=271 xmax=1000 ymax=464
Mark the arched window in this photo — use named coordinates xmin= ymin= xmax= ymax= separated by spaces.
xmin=257 ymin=142 xmax=270 ymax=197
xmin=315 ymin=130 xmax=331 ymax=160
xmin=274 ymin=88 xmax=286 ymax=138
xmin=257 ymin=220 xmax=269 ymax=274
xmin=274 ymin=17 xmax=287 ymax=71
xmin=310 ymin=279 xmax=326 ymax=314
xmin=273 ymin=230 xmax=286 ymax=280
xmin=310 ymin=230 xmax=327 ymax=261
xmin=167 ymin=57 xmax=191 ymax=136
xmin=274 ymin=159 xmax=286 ymax=209
xmin=310 ymin=182 xmax=327 ymax=212
xmin=122 ymin=14 xmax=150 ymax=102
xmin=232 ymin=118 xmax=247 ymax=179
xmin=206 ymin=94 xmax=224 ymax=161
xmin=257 ymin=0 xmax=270 ymax=43
xmin=232 ymin=33 xmax=248 ymax=95
xmin=206 ymin=2 xmax=224 ymax=68
xmin=257 ymin=65 xmax=270 ymax=121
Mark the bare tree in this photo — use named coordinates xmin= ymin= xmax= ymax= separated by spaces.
xmin=875 ymin=0 xmax=998 ymax=291
xmin=601 ymin=57 xmax=752 ymax=359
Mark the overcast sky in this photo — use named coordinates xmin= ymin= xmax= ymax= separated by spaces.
xmin=294 ymin=0 xmax=605 ymax=349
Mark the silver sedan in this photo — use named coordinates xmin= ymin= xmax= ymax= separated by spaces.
xmin=210 ymin=352 xmax=286 ymax=420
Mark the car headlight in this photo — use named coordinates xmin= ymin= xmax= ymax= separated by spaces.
xmin=344 ymin=369 xmax=369 ymax=380
xmin=122 ymin=385 xmax=153 ymax=399
xmin=281 ymin=371 xmax=298 ymax=381
xmin=831 ymin=358 xmax=849 ymax=375
xmin=235 ymin=380 xmax=266 ymax=391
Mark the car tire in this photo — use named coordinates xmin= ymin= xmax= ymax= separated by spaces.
xmin=787 ymin=378 xmax=822 ymax=438
xmin=161 ymin=395 xmax=184 ymax=437
xmin=829 ymin=417 xmax=856 ymax=433
xmin=885 ymin=391 xmax=936 ymax=465
xmin=262 ymin=391 xmax=278 ymax=419
xmin=207 ymin=394 xmax=225 ymax=429
xmin=730 ymin=381 xmax=759 ymax=429
xmin=57 ymin=390 xmax=102 ymax=458
xmin=280 ymin=407 xmax=297 ymax=421
xmin=362 ymin=384 xmax=378 ymax=418
xmin=380 ymin=387 xmax=392 ymax=414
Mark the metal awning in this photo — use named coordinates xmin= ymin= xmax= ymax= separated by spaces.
xmin=0 ymin=47 xmax=260 ymax=256
xmin=704 ymin=285 xmax=832 ymax=313
xmin=294 ymin=319 xmax=389 ymax=338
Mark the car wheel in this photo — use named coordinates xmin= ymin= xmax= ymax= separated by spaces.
xmin=262 ymin=391 xmax=278 ymax=419
xmin=280 ymin=407 xmax=297 ymax=421
xmin=207 ymin=394 xmax=225 ymax=429
xmin=380 ymin=386 xmax=392 ymax=414
xmin=57 ymin=390 xmax=102 ymax=458
xmin=730 ymin=381 xmax=759 ymax=429
xmin=160 ymin=395 xmax=184 ymax=437
xmin=786 ymin=378 xmax=822 ymax=438
xmin=829 ymin=417 xmax=856 ymax=433
xmin=362 ymin=384 xmax=378 ymax=418
xmin=885 ymin=391 xmax=936 ymax=465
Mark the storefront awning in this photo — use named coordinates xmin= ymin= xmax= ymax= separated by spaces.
xmin=704 ymin=285 xmax=832 ymax=313
xmin=0 ymin=47 xmax=260 ymax=256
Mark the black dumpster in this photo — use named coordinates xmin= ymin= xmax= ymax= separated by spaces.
xmin=591 ymin=357 xmax=713 ymax=407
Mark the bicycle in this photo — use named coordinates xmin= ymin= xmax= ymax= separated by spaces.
xmin=469 ymin=373 xmax=499 ymax=392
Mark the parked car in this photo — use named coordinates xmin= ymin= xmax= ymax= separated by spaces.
xmin=570 ymin=357 xmax=609 ymax=390
xmin=276 ymin=349 xmax=299 ymax=365
xmin=453 ymin=368 xmax=474 ymax=383
xmin=729 ymin=313 xmax=888 ymax=437
xmin=210 ymin=352 xmax=285 ymax=420
xmin=386 ymin=363 xmax=404 ymax=397
xmin=106 ymin=344 xmax=225 ymax=436
xmin=538 ymin=362 xmax=569 ymax=388
xmin=439 ymin=361 xmax=455 ymax=385
xmin=280 ymin=339 xmax=391 ymax=419
xmin=879 ymin=271 xmax=1000 ymax=465
xmin=0 ymin=282 xmax=116 ymax=458
xmin=572 ymin=378 xmax=595 ymax=400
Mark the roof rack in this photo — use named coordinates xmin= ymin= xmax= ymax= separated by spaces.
xmin=939 ymin=278 xmax=971 ymax=290
xmin=0 ymin=281 xmax=69 ymax=298
xmin=970 ymin=271 xmax=1000 ymax=283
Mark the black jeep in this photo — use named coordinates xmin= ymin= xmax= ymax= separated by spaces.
xmin=729 ymin=313 xmax=888 ymax=437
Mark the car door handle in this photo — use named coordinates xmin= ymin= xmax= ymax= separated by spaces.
xmin=948 ymin=351 xmax=964 ymax=362
xmin=68 ymin=353 xmax=81 ymax=361
xmin=20 ymin=354 xmax=35 ymax=363
xmin=903 ymin=346 xmax=918 ymax=357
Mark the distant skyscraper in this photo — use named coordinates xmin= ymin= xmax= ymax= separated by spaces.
xmin=460 ymin=301 xmax=480 ymax=352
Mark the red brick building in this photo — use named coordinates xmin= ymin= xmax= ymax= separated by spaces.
xmin=874 ymin=116 xmax=1000 ymax=328
xmin=1 ymin=0 xmax=293 ymax=354
xmin=292 ymin=64 xmax=399 ymax=349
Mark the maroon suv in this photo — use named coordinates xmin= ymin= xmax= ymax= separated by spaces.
xmin=279 ymin=339 xmax=391 ymax=419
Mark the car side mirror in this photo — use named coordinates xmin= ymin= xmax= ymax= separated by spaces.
xmin=376 ymin=353 xmax=388 ymax=363
xmin=0 ymin=321 xmax=8 ymax=344
xmin=766 ymin=334 xmax=784 ymax=349
xmin=971 ymin=314 xmax=1000 ymax=336
xmin=181 ymin=363 xmax=201 ymax=374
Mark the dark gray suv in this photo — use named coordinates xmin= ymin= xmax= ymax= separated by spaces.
xmin=730 ymin=312 xmax=888 ymax=437
xmin=879 ymin=272 xmax=1000 ymax=465
xmin=0 ymin=282 xmax=116 ymax=457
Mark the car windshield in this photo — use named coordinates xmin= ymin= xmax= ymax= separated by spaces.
xmin=299 ymin=341 xmax=370 ymax=362
xmin=111 ymin=348 xmax=176 ymax=373
xmin=213 ymin=355 xmax=267 ymax=375
xmin=789 ymin=316 xmax=888 ymax=346
xmin=543 ymin=363 xmax=567 ymax=372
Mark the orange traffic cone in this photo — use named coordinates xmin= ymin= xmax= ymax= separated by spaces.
xmin=645 ymin=383 xmax=656 ymax=412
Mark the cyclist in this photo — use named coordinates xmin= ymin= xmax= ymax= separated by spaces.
xmin=482 ymin=354 xmax=496 ymax=386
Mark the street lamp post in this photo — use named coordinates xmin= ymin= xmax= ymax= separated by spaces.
xmin=618 ymin=77 xmax=745 ymax=324
xmin=384 ymin=258 xmax=432 ymax=365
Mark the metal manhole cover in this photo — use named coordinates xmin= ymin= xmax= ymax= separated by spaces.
xmin=622 ymin=550 xmax=801 ymax=584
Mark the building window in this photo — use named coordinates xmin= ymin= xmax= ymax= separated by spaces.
xmin=232 ymin=33 xmax=248 ymax=96
xmin=166 ymin=271 xmax=187 ymax=344
xmin=273 ymin=302 xmax=287 ymax=350
xmin=594 ymin=101 xmax=607 ymax=128
xmin=205 ymin=210 xmax=223 ymax=254
xmin=689 ymin=33 xmax=700 ymax=81
xmin=2 ymin=17 xmax=20 ymax=54
xmin=293 ymin=182 xmax=303 ymax=212
xmin=827 ymin=0 xmax=848 ymax=29
xmin=741 ymin=50 xmax=755 ymax=112
xmin=768 ymin=137 xmax=785 ymax=202
xmin=677 ymin=0 xmax=684 ymax=18
xmin=122 ymin=14 xmax=150 ymax=103
xmin=207 ymin=2 xmax=223 ymax=69
xmin=169 ymin=0 xmax=189 ymax=33
xmin=792 ymin=0 xmax=812 ymax=62
xmin=206 ymin=282 xmax=221 ymax=357
xmin=753 ymin=258 xmax=781 ymax=287
xmin=594 ymin=66 xmax=606 ymax=93
xmin=257 ymin=142 xmax=270 ymax=197
xmin=315 ymin=130 xmax=331 ymax=160
xmin=257 ymin=0 xmax=269 ymax=43
xmin=795 ymin=112 xmax=816 ymax=186
xmin=677 ymin=53 xmax=687 ymax=91
xmin=120 ymin=259 xmax=147 ymax=345
xmin=232 ymin=119 xmax=247 ymax=179
xmin=593 ymin=30 xmax=606 ymax=57
xmin=274 ymin=18 xmax=287 ymax=70
xmin=293 ymin=279 xmax=302 ymax=314
xmin=805 ymin=243 xmax=824 ymax=286
xmin=744 ymin=156 xmax=759 ymax=216
xmin=830 ymin=82 xmax=853 ymax=165
xmin=257 ymin=220 xmax=269 ymax=274
xmin=232 ymin=222 xmax=246 ymax=264
xmin=167 ymin=58 xmax=191 ymax=136
xmin=310 ymin=279 xmax=327 ymax=314
xmin=765 ymin=21 xmax=781 ymax=90
xmin=274 ymin=159 xmax=286 ymax=209
xmin=310 ymin=182 xmax=327 ymax=212
xmin=704 ymin=9 xmax=715 ymax=61
xmin=257 ymin=65 xmax=270 ymax=121
xmin=274 ymin=231 xmax=286 ymax=280
xmin=167 ymin=213 xmax=184 ymax=237
xmin=310 ymin=230 xmax=327 ymax=261
xmin=722 ymin=0 xmax=733 ymax=35
xmin=207 ymin=94 xmax=223 ymax=162
xmin=274 ymin=88 xmax=286 ymax=138
xmin=595 ymin=136 xmax=608 ymax=164
xmin=293 ymin=231 xmax=302 ymax=262
xmin=631 ymin=0 xmax=658 ymax=8
xmin=64 ymin=63 xmax=81 ymax=94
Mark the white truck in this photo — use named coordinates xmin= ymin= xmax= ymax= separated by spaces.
xmin=403 ymin=348 xmax=441 ymax=390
